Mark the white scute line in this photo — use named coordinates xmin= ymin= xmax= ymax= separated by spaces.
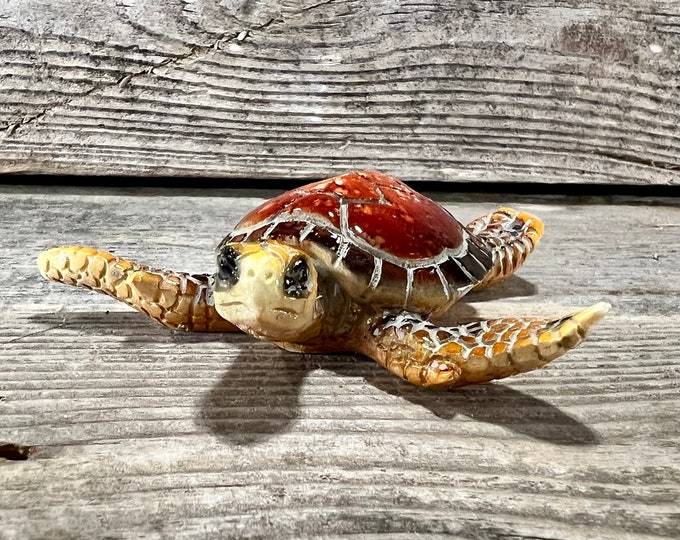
xmin=369 ymin=257 xmax=383 ymax=289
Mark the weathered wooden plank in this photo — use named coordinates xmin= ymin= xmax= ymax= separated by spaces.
xmin=0 ymin=185 xmax=678 ymax=538
xmin=1 ymin=1 xmax=679 ymax=184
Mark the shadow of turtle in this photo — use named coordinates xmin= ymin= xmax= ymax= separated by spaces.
xmin=469 ymin=274 xmax=538 ymax=302
xmin=196 ymin=349 xmax=311 ymax=446
xmin=353 ymin=369 xmax=600 ymax=446
xmin=431 ymin=275 xmax=539 ymax=326
xmin=197 ymin=347 xmax=599 ymax=448
xmin=29 ymin=306 xmax=597 ymax=448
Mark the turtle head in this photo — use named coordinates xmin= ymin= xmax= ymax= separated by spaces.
xmin=213 ymin=242 xmax=321 ymax=342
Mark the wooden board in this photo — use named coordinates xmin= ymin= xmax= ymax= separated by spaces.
xmin=1 ymin=184 xmax=678 ymax=538
xmin=1 ymin=0 xmax=679 ymax=185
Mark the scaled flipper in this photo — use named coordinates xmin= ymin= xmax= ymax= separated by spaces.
xmin=358 ymin=303 xmax=610 ymax=389
xmin=37 ymin=246 xmax=237 ymax=332
xmin=467 ymin=207 xmax=544 ymax=290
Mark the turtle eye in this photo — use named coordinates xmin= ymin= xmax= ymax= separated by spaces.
xmin=283 ymin=258 xmax=310 ymax=298
xmin=217 ymin=246 xmax=240 ymax=287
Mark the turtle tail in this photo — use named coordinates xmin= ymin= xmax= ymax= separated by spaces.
xmin=466 ymin=207 xmax=544 ymax=290
xmin=37 ymin=246 xmax=237 ymax=332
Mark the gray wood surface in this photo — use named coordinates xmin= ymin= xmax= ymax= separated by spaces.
xmin=0 ymin=184 xmax=678 ymax=538
xmin=1 ymin=0 xmax=679 ymax=185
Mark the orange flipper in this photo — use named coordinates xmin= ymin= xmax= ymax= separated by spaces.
xmin=467 ymin=207 xmax=544 ymax=290
xmin=37 ymin=246 xmax=237 ymax=332
xmin=359 ymin=303 xmax=610 ymax=389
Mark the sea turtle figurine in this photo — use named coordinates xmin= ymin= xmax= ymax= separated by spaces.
xmin=37 ymin=171 xmax=609 ymax=389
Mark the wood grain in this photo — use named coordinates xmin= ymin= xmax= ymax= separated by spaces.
xmin=0 ymin=185 xmax=678 ymax=538
xmin=1 ymin=0 xmax=679 ymax=184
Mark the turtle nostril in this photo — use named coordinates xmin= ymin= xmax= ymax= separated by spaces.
xmin=247 ymin=268 xmax=255 ymax=278
xmin=264 ymin=271 xmax=273 ymax=281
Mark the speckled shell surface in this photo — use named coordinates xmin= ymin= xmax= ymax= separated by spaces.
xmin=222 ymin=171 xmax=493 ymax=313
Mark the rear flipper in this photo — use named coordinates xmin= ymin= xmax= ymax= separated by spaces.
xmin=37 ymin=246 xmax=238 ymax=332
xmin=359 ymin=303 xmax=610 ymax=389
xmin=467 ymin=207 xmax=544 ymax=290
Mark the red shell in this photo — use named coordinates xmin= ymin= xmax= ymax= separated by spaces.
xmin=235 ymin=171 xmax=464 ymax=259
xmin=225 ymin=171 xmax=492 ymax=312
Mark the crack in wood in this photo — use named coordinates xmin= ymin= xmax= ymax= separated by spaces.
xmin=593 ymin=150 xmax=680 ymax=172
xmin=2 ymin=9 xmax=282 ymax=143
xmin=115 ymin=16 xmax=279 ymax=90
xmin=298 ymin=0 xmax=337 ymax=14
xmin=1 ymin=324 xmax=66 ymax=345
xmin=1 ymin=88 xmax=99 ymax=142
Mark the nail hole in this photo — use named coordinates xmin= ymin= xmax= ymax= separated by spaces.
xmin=0 ymin=442 xmax=34 ymax=461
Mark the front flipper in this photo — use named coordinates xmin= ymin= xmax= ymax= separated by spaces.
xmin=37 ymin=246 xmax=238 ymax=332
xmin=358 ymin=303 xmax=610 ymax=389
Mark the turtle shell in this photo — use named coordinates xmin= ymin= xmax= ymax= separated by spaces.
xmin=222 ymin=171 xmax=493 ymax=313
